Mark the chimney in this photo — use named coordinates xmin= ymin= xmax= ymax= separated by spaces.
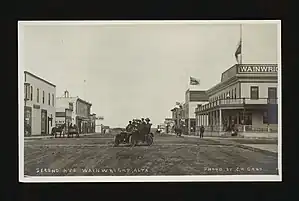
xmin=64 ymin=90 xmax=69 ymax=98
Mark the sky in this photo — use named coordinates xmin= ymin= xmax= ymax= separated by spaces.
xmin=20 ymin=21 xmax=279 ymax=127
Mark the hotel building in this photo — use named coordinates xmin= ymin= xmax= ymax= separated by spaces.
xmin=195 ymin=64 xmax=278 ymax=137
xmin=24 ymin=71 xmax=56 ymax=136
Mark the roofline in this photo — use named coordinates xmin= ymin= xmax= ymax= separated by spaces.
xmin=221 ymin=64 xmax=238 ymax=82
xmin=210 ymin=63 xmax=279 ymax=94
xmin=24 ymin=71 xmax=56 ymax=87
xmin=77 ymin=97 xmax=92 ymax=106
xmin=56 ymin=96 xmax=92 ymax=106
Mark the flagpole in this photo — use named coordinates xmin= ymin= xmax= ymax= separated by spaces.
xmin=84 ymin=79 xmax=87 ymax=101
xmin=240 ymin=24 xmax=242 ymax=64
xmin=187 ymin=75 xmax=190 ymax=91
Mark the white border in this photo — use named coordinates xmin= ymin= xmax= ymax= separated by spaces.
xmin=18 ymin=20 xmax=282 ymax=183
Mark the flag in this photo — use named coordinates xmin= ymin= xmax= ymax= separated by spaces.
xmin=235 ymin=40 xmax=242 ymax=63
xmin=190 ymin=77 xmax=200 ymax=85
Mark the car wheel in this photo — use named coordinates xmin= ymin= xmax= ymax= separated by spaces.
xmin=147 ymin=136 xmax=153 ymax=146
xmin=130 ymin=136 xmax=136 ymax=147
xmin=114 ymin=136 xmax=119 ymax=147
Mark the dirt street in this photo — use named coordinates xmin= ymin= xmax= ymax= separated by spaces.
xmin=24 ymin=134 xmax=278 ymax=176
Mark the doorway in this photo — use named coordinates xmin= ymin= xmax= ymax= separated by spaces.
xmin=47 ymin=116 xmax=52 ymax=135
xmin=24 ymin=106 xmax=32 ymax=136
xmin=41 ymin=109 xmax=47 ymax=135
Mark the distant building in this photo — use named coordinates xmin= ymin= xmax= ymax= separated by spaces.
xmin=195 ymin=64 xmax=278 ymax=136
xmin=171 ymin=105 xmax=184 ymax=127
xmin=56 ymin=91 xmax=92 ymax=134
xmin=89 ymin=113 xmax=96 ymax=133
xmin=95 ymin=116 xmax=104 ymax=133
xmin=164 ymin=118 xmax=175 ymax=133
xmin=55 ymin=91 xmax=74 ymax=133
xmin=24 ymin=71 xmax=56 ymax=136
xmin=184 ymin=90 xmax=209 ymax=135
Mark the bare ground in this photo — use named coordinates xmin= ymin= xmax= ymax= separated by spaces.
xmin=24 ymin=134 xmax=278 ymax=176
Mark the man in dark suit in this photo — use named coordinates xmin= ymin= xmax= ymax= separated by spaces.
xmin=145 ymin=118 xmax=152 ymax=134
xmin=199 ymin=125 xmax=205 ymax=138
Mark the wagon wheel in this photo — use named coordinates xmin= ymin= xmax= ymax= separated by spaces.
xmin=131 ymin=137 xmax=137 ymax=147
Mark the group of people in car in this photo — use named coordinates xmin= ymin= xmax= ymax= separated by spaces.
xmin=125 ymin=118 xmax=152 ymax=135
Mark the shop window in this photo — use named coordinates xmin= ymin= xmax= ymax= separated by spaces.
xmin=42 ymin=91 xmax=45 ymax=104
xmin=24 ymin=107 xmax=32 ymax=135
xmin=268 ymin=87 xmax=277 ymax=99
xmin=37 ymin=88 xmax=39 ymax=103
xmin=24 ymin=84 xmax=30 ymax=100
xmin=263 ymin=111 xmax=268 ymax=124
xmin=30 ymin=86 xmax=33 ymax=101
xmin=250 ymin=86 xmax=259 ymax=99
xmin=48 ymin=93 xmax=50 ymax=105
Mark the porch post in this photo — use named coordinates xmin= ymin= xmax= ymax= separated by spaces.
xmin=188 ymin=118 xmax=191 ymax=135
xmin=216 ymin=110 xmax=219 ymax=131
xmin=219 ymin=109 xmax=222 ymax=132
xmin=206 ymin=113 xmax=208 ymax=126
xmin=198 ymin=115 xmax=202 ymax=126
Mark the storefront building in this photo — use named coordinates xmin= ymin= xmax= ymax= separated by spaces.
xmin=184 ymin=90 xmax=209 ymax=135
xmin=171 ymin=104 xmax=187 ymax=134
xmin=95 ymin=116 xmax=104 ymax=133
xmin=56 ymin=91 xmax=93 ymax=134
xmin=24 ymin=71 xmax=56 ymax=136
xmin=89 ymin=113 xmax=96 ymax=133
xmin=195 ymin=64 xmax=278 ymax=136
xmin=164 ymin=118 xmax=175 ymax=133
xmin=55 ymin=102 xmax=73 ymax=133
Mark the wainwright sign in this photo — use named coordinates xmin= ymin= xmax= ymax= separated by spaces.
xmin=238 ymin=65 xmax=278 ymax=73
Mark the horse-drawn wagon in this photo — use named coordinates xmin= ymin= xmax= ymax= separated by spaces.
xmin=51 ymin=123 xmax=79 ymax=138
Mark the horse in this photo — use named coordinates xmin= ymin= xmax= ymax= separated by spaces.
xmin=174 ymin=127 xmax=182 ymax=137
xmin=51 ymin=123 xmax=66 ymax=138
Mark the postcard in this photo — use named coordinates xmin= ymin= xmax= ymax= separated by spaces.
xmin=18 ymin=20 xmax=281 ymax=182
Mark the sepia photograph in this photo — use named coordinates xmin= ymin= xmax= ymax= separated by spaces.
xmin=18 ymin=20 xmax=281 ymax=182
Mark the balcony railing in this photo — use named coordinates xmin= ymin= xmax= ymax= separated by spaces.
xmin=196 ymin=125 xmax=278 ymax=133
xmin=195 ymin=98 xmax=278 ymax=113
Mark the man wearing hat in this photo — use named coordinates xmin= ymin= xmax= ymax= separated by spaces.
xmin=126 ymin=121 xmax=133 ymax=133
xmin=136 ymin=118 xmax=143 ymax=134
xmin=145 ymin=118 xmax=152 ymax=134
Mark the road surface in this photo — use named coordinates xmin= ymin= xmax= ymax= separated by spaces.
xmin=24 ymin=134 xmax=278 ymax=176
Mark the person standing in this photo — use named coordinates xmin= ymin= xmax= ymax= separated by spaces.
xmin=145 ymin=118 xmax=152 ymax=134
xmin=199 ymin=125 xmax=205 ymax=138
